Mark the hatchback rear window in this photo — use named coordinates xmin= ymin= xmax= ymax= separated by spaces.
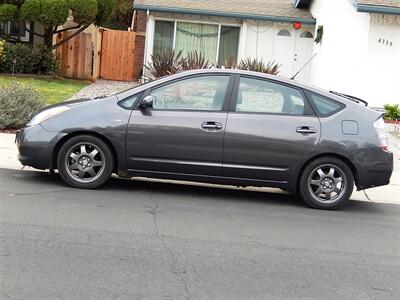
xmin=308 ymin=93 xmax=344 ymax=116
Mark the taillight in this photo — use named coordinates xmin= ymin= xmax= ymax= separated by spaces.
xmin=373 ymin=117 xmax=389 ymax=151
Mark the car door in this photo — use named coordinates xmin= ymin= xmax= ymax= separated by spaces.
xmin=126 ymin=74 xmax=233 ymax=177
xmin=223 ymin=75 xmax=321 ymax=184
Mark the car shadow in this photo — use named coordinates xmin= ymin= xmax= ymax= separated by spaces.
xmin=5 ymin=169 xmax=398 ymax=214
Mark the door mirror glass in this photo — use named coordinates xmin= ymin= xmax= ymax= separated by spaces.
xmin=139 ymin=95 xmax=155 ymax=109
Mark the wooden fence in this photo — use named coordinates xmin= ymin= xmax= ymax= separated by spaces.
xmin=56 ymin=28 xmax=136 ymax=81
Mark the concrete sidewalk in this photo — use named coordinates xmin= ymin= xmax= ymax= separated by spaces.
xmin=1 ymin=130 xmax=399 ymax=205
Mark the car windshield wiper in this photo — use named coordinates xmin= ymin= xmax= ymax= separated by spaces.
xmin=329 ymin=91 xmax=368 ymax=106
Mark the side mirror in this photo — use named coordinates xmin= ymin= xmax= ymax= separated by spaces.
xmin=139 ymin=95 xmax=155 ymax=109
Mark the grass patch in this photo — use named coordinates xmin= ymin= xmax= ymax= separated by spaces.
xmin=0 ymin=76 xmax=89 ymax=105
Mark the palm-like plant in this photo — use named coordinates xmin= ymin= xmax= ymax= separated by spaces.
xmin=145 ymin=50 xmax=183 ymax=78
xmin=238 ymin=58 xmax=281 ymax=75
xmin=383 ymin=104 xmax=400 ymax=121
xmin=180 ymin=51 xmax=210 ymax=70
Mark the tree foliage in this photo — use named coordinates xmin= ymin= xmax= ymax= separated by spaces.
xmin=103 ymin=0 xmax=133 ymax=29
xmin=0 ymin=3 xmax=18 ymax=21
xmin=0 ymin=0 xmax=116 ymax=48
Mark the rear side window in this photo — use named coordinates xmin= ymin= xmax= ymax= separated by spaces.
xmin=308 ymin=93 xmax=344 ymax=116
xmin=236 ymin=77 xmax=306 ymax=115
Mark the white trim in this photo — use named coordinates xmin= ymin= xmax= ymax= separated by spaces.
xmin=21 ymin=22 xmax=30 ymax=42
xmin=216 ymin=24 xmax=221 ymax=62
xmin=173 ymin=20 xmax=177 ymax=49
xmin=238 ymin=21 xmax=247 ymax=61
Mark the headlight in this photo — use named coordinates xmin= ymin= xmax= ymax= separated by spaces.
xmin=27 ymin=106 xmax=70 ymax=126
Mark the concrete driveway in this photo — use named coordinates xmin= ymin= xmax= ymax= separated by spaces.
xmin=0 ymin=168 xmax=399 ymax=299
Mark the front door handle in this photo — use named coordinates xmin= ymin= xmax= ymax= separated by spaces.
xmin=296 ymin=126 xmax=317 ymax=134
xmin=201 ymin=121 xmax=223 ymax=131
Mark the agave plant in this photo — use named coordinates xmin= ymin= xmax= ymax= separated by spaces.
xmin=180 ymin=51 xmax=210 ymax=70
xmin=238 ymin=58 xmax=281 ymax=75
xmin=145 ymin=50 xmax=183 ymax=78
xmin=383 ymin=104 xmax=400 ymax=121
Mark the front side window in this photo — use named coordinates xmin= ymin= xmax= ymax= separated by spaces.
xmin=236 ymin=77 xmax=306 ymax=115
xmin=150 ymin=76 xmax=230 ymax=111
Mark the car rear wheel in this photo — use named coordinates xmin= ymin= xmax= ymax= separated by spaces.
xmin=299 ymin=157 xmax=354 ymax=209
xmin=57 ymin=135 xmax=113 ymax=189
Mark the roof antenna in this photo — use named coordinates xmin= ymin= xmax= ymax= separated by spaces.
xmin=291 ymin=53 xmax=317 ymax=80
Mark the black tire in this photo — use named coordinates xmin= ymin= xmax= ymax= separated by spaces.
xmin=299 ymin=157 xmax=354 ymax=210
xmin=57 ymin=135 xmax=113 ymax=189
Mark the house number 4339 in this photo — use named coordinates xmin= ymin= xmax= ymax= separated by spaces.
xmin=378 ymin=38 xmax=393 ymax=47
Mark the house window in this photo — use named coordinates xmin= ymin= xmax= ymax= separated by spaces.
xmin=175 ymin=22 xmax=219 ymax=62
xmin=300 ymin=31 xmax=314 ymax=38
xmin=277 ymin=30 xmax=291 ymax=37
xmin=218 ymin=26 xmax=240 ymax=65
xmin=153 ymin=20 xmax=240 ymax=64
xmin=0 ymin=21 xmax=30 ymax=42
xmin=154 ymin=20 xmax=174 ymax=54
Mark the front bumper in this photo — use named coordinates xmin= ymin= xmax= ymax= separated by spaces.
xmin=16 ymin=124 xmax=64 ymax=170
xmin=351 ymin=147 xmax=393 ymax=190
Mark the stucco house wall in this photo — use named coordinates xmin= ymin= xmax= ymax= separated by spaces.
xmin=143 ymin=11 xmax=316 ymax=83
xmin=309 ymin=0 xmax=400 ymax=107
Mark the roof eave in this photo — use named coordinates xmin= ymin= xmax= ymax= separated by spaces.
xmin=350 ymin=0 xmax=400 ymax=15
xmin=133 ymin=4 xmax=316 ymax=24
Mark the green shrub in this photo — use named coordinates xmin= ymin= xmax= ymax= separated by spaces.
xmin=0 ymin=81 xmax=45 ymax=129
xmin=0 ymin=42 xmax=59 ymax=74
xmin=383 ymin=104 xmax=400 ymax=121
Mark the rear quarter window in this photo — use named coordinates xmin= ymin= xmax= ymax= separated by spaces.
xmin=307 ymin=92 xmax=345 ymax=116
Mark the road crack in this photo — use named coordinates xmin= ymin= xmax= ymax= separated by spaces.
xmin=146 ymin=192 xmax=191 ymax=300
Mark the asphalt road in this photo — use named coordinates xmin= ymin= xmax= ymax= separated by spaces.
xmin=0 ymin=168 xmax=399 ymax=300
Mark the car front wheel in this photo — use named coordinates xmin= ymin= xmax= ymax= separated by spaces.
xmin=57 ymin=135 xmax=114 ymax=189
xmin=299 ymin=157 xmax=354 ymax=209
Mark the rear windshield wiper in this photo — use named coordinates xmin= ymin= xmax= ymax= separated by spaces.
xmin=329 ymin=91 xmax=368 ymax=106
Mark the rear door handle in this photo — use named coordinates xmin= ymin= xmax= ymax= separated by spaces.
xmin=201 ymin=121 xmax=223 ymax=131
xmin=296 ymin=126 xmax=316 ymax=134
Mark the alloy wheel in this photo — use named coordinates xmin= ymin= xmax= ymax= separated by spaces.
xmin=65 ymin=142 xmax=105 ymax=183
xmin=307 ymin=164 xmax=347 ymax=204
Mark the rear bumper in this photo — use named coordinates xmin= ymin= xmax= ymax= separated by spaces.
xmin=351 ymin=147 xmax=393 ymax=190
xmin=16 ymin=125 xmax=64 ymax=170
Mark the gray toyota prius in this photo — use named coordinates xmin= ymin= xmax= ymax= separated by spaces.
xmin=16 ymin=69 xmax=393 ymax=209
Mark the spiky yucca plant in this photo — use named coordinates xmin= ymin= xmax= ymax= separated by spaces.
xmin=145 ymin=50 xmax=183 ymax=78
xmin=238 ymin=58 xmax=281 ymax=75
xmin=180 ymin=51 xmax=210 ymax=70
xmin=223 ymin=56 xmax=237 ymax=69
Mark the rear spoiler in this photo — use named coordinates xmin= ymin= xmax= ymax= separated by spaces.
xmin=329 ymin=91 xmax=368 ymax=106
